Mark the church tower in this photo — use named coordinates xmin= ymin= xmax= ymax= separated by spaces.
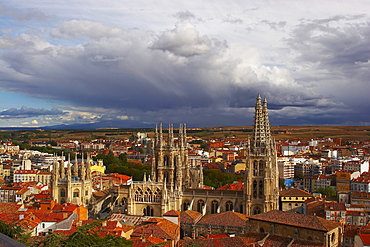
xmin=50 ymin=153 xmax=93 ymax=205
xmin=244 ymin=94 xmax=279 ymax=215
xmin=151 ymin=123 xmax=202 ymax=191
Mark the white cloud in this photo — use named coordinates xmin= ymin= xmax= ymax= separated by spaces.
xmin=0 ymin=1 xmax=369 ymax=127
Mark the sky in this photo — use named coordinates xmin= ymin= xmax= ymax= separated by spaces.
xmin=0 ymin=1 xmax=369 ymax=128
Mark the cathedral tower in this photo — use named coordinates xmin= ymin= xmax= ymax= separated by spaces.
xmin=244 ymin=94 xmax=279 ymax=215
xmin=151 ymin=123 xmax=202 ymax=192
xmin=50 ymin=153 xmax=93 ymax=205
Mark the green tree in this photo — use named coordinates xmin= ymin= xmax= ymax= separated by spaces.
xmin=0 ymin=220 xmax=24 ymax=240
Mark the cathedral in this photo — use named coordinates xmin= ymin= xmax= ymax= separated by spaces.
xmin=50 ymin=94 xmax=279 ymax=217
xmin=114 ymin=94 xmax=279 ymax=217
xmin=50 ymin=153 xmax=93 ymax=205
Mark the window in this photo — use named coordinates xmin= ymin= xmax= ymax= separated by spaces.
xmin=183 ymin=200 xmax=190 ymax=211
xmin=225 ymin=201 xmax=233 ymax=211
xmin=60 ymin=189 xmax=66 ymax=197
xmin=197 ymin=200 xmax=205 ymax=213
xmin=253 ymin=206 xmax=261 ymax=215
xmin=143 ymin=205 xmax=154 ymax=216
xmin=73 ymin=189 xmax=79 ymax=198
xmin=211 ymin=200 xmax=219 ymax=214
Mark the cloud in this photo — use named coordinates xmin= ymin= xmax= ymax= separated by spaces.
xmin=1 ymin=1 xmax=370 ymax=127
xmin=0 ymin=106 xmax=64 ymax=119
xmin=150 ymin=22 xmax=212 ymax=57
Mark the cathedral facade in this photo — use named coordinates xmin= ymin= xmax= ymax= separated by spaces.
xmin=50 ymin=95 xmax=278 ymax=217
xmin=115 ymin=94 xmax=279 ymax=217
xmin=50 ymin=154 xmax=93 ymax=205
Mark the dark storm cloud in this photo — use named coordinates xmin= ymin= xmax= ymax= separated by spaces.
xmin=285 ymin=15 xmax=370 ymax=124
xmin=0 ymin=106 xmax=64 ymax=119
xmin=0 ymin=16 xmax=366 ymax=127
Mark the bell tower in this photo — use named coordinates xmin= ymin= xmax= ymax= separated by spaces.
xmin=244 ymin=94 xmax=279 ymax=215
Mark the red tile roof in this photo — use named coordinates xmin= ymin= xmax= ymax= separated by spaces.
xmin=180 ymin=210 xmax=202 ymax=224
xmin=280 ymin=188 xmax=313 ymax=197
xmin=179 ymin=236 xmax=260 ymax=247
xmin=131 ymin=218 xmax=179 ymax=240
xmin=163 ymin=210 xmax=180 ymax=217
xmin=248 ymin=210 xmax=340 ymax=232
xmin=217 ymin=181 xmax=244 ymax=191
xmin=360 ymin=233 xmax=370 ymax=245
xmin=0 ymin=202 xmax=23 ymax=213
xmin=33 ymin=212 xmax=72 ymax=223
xmin=197 ymin=211 xmax=248 ymax=228
xmin=263 ymin=234 xmax=292 ymax=247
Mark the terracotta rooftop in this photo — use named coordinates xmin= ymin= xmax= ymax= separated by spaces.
xmin=179 ymin=236 xmax=260 ymax=247
xmin=0 ymin=202 xmax=23 ymax=213
xmin=197 ymin=211 xmax=248 ymax=228
xmin=290 ymin=239 xmax=325 ymax=246
xmin=180 ymin=210 xmax=202 ymax=224
xmin=131 ymin=218 xmax=179 ymax=240
xmin=325 ymin=202 xmax=346 ymax=211
xmin=360 ymin=234 xmax=370 ymax=245
xmin=280 ymin=188 xmax=313 ymax=197
xmin=163 ymin=210 xmax=180 ymax=217
xmin=33 ymin=212 xmax=73 ymax=223
xmin=217 ymin=181 xmax=244 ymax=191
xmin=248 ymin=210 xmax=340 ymax=232
xmin=263 ymin=234 xmax=292 ymax=247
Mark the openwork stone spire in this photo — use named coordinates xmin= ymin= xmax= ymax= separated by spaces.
xmin=250 ymin=94 xmax=272 ymax=154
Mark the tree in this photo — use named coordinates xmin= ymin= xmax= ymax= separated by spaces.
xmin=35 ymin=219 xmax=133 ymax=247
xmin=0 ymin=220 xmax=24 ymax=240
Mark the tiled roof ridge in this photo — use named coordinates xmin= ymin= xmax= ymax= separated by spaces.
xmin=249 ymin=210 xmax=339 ymax=231
xmin=280 ymin=188 xmax=313 ymax=197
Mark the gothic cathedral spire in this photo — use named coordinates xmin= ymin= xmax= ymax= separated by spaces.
xmin=244 ymin=94 xmax=279 ymax=215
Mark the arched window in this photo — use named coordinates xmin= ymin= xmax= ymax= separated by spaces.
xmin=260 ymin=228 xmax=265 ymax=233
xmin=154 ymin=188 xmax=161 ymax=202
xmin=253 ymin=180 xmax=257 ymax=198
xmin=259 ymin=161 xmax=265 ymax=176
xmin=183 ymin=200 xmax=190 ymax=211
xmin=60 ymin=189 xmax=66 ymax=198
xmin=225 ymin=201 xmax=233 ymax=211
xmin=253 ymin=206 xmax=261 ymax=215
xmin=73 ymin=189 xmax=79 ymax=198
xmin=144 ymin=188 xmax=153 ymax=202
xmin=253 ymin=160 xmax=258 ymax=176
xmin=135 ymin=188 xmax=143 ymax=202
xmin=164 ymin=155 xmax=169 ymax=166
xmin=239 ymin=204 xmax=243 ymax=214
xmin=197 ymin=200 xmax=205 ymax=213
xmin=143 ymin=205 xmax=154 ymax=216
xmin=259 ymin=180 xmax=264 ymax=199
xmin=211 ymin=200 xmax=219 ymax=214
xmin=164 ymin=172 xmax=169 ymax=182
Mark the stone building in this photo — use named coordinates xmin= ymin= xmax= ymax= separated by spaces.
xmin=50 ymin=154 xmax=93 ymax=205
xmin=247 ymin=210 xmax=342 ymax=247
xmin=88 ymin=95 xmax=279 ymax=219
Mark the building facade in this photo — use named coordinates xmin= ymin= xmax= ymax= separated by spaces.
xmin=50 ymin=154 xmax=93 ymax=205
xmin=244 ymin=95 xmax=279 ymax=215
xmin=90 ymin=95 xmax=279 ymax=218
